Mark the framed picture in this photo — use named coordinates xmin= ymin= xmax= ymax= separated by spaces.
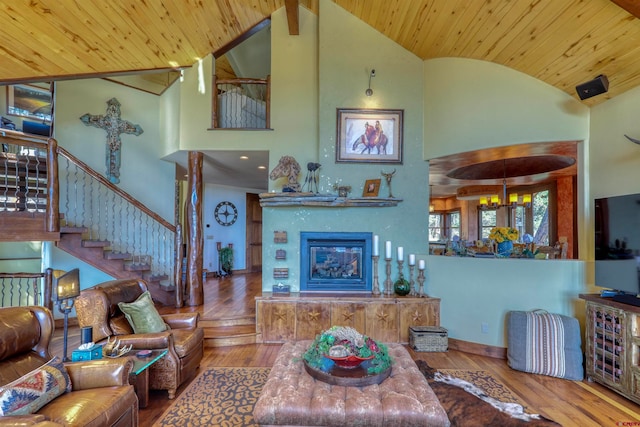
xmin=362 ymin=179 xmax=381 ymax=197
xmin=336 ymin=108 xmax=403 ymax=163
xmin=6 ymin=84 xmax=53 ymax=123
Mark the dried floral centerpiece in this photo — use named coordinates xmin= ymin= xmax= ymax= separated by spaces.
xmin=303 ymin=326 xmax=392 ymax=374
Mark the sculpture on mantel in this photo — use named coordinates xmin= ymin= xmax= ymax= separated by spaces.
xmin=381 ymin=169 xmax=396 ymax=198
xmin=270 ymin=155 xmax=301 ymax=192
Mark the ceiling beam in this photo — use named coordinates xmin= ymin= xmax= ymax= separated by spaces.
xmin=610 ymin=0 xmax=640 ymax=18
xmin=285 ymin=0 xmax=300 ymax=35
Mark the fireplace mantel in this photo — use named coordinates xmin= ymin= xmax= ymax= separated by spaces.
xmin=259 ymin=192 xmax=402 ymax=207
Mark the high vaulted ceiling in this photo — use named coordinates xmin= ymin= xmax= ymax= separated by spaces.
xmin=2 ymin=1 xmax=640 ymax=106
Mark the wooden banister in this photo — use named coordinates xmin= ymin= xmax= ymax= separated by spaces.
xmin=57 ymin=146 xmax=176 ymax=232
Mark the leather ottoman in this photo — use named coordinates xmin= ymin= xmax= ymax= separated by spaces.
xmin=253 ymin=341 xmax=450 ymax=426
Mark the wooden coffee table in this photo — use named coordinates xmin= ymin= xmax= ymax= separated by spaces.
xmin=128 ymin=349 xmax=168 ymax=408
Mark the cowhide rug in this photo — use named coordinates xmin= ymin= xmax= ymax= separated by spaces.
xmin=416 ymin=360 xmax=561 ymax=426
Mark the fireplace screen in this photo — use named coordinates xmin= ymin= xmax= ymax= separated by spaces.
xmin=300 ymin=232 xmax=372 ymax=292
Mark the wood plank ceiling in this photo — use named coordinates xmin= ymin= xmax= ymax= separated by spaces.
xmin=1 ymin=0 xmax=639 ymax=106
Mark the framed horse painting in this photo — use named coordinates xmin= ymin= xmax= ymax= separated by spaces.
xmin=336 ymin=108 xmax=403 ymax=163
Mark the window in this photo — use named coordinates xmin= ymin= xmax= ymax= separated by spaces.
xmin=479 ymin=210 xmax=497 ymax=239
xmin=429 ymin=209 xmax=461 ymax=242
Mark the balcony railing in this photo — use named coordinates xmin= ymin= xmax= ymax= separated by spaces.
xmin=211 ymin=75 xmax=271 ymax=129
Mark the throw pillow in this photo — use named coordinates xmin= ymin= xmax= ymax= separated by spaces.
xmin=0 ymin=356 xmax=72 ymax=416
xmin=118 ymin=290 xmax=167 ymax=334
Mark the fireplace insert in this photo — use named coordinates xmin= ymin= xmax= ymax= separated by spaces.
xmin=300 ymin=232 xmax=372 ymax=292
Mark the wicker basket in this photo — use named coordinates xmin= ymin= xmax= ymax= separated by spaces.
xmin=409 ymin=326 xmax=448 ymax=352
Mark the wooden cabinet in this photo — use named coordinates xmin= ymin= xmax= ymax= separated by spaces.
xmin=256 ymin=295 xmax=440 ymax=344
xmin=580 ymin=294 xmax=640 ymax=405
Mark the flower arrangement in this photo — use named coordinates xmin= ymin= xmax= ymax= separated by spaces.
xmin=303 ymin=326 xmax=392 ymax=374
xmin=489 ymin=226 xmax=519 ymax=243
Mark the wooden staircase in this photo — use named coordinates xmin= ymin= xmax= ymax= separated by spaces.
xmin=57 ymin=226 xmax=176 ymax=306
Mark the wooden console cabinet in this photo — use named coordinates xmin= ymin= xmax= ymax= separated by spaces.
xmin=580 ymin=294 xmax=640 ymax=405
xmin=256 ymin=294 xmax=440 ymax=344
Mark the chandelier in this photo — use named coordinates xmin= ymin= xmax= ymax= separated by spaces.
xmin=478 ymin=160 xmax=532 ymax=210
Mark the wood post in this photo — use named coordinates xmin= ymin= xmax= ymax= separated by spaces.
xmin=47 ymin=138 xmax=59 ymax=233
xmin=185 ymin=152 xmax=204 ymax=306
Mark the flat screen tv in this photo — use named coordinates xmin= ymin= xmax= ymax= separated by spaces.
xmin=594 ymin=193 xmax=640 ymax=296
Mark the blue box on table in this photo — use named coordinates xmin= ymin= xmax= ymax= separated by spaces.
xmin=71 ymin=344 xmax=103 ymax=361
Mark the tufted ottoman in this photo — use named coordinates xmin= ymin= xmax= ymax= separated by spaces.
xmin=253 ymin=341 xmax=450 ymax=426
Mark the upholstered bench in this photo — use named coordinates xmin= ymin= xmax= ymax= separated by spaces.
xmin=253 ymin=341 xmax=450 ymax=426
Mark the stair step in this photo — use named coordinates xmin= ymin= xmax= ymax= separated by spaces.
xmin=60 ymin=226 xmax=87 ymax=234
xmin=203 ymin=323 xmax=257 ymax=347
xmin=199 ymin=315 xmax=256 ymax=328
xmin=159 ymin=281 xmax=175 ymax=292
xmin=123 ymin=262 xmax=151 ymax=272
xmin=82 ymin=240 xmax=110 ymax=248
xmin=104 ymin=251 xmax=131 ymax=260
xmin=144 ymin=273 xmax=169 ymax=282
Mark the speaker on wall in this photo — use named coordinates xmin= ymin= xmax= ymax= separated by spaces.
xmin=575 ymin=74 xmax=609 ymax=100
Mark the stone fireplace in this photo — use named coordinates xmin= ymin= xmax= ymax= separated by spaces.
xmin=300 ymin=231 xmax=372 ymax=292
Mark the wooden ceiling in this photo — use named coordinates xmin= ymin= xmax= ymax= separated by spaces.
xmin=1 ymin=1 xmax=640 ymax=105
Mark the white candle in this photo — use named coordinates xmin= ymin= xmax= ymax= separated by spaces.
xmin=409 ymin=254 xmax=416 ymax=266
xmin=418 ymin=259 xmax=425 ymax=270
xmin=397 ymin=246 xmax=404 ymax=262
xmin=385 ymin=241 xmax=392 ymax=259
xmin=373 ymin=235 xmax=379 ymax=256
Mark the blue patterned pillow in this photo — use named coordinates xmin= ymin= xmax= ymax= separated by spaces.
xmin=0 ymin=356 xmax=72 ymax=416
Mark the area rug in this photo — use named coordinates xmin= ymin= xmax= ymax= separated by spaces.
xmin=154 ymin=365 xmax=559 ymax=427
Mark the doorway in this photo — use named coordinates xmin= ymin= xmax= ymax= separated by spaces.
xmin=246 ymin=193 xmax=262 ymax=272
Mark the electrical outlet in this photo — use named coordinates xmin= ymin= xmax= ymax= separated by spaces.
xmin=481 ymin=322 xmax=489 ymax=334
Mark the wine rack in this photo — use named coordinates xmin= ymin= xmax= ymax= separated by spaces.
xmin=581 ymin=295 xmax=640 ymax=406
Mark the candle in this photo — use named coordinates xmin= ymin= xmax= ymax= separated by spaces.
xmin=409 ymin=254 xmax=415 ymax=266
xmin=418 ymin=259 xmax=425 ymax=270
xmin=373 ymin=235 xmax=379 ymax=256
xmin=397 ymin=246 xmax=404 ymax=262
xmin=385 ymin=241 xmax=392 ymax=259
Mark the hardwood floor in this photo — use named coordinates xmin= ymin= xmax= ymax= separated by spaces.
xmin=51 ymin=273 xmax=640 ymax=427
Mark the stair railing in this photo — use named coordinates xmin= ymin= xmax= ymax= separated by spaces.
xmin=56 ymin=146 xmax=180 ymax=295
xmin=0 ymin=268 xmax=53 ymax=310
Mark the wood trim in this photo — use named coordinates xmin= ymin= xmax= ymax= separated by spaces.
xmin=610 ymin=0 xmax=640 ymax=18
xmin=448 ymin=337 xmax=507 ymax=359
xmin=285 ymin=0 xmax=300 ymax=35
xmin=212 ymin=19 xmax=271 ymax=59
xmin=56 ymin=146 xmax=176 ymax=232
xmin=0 ymin=66 xmax=186 ymax=86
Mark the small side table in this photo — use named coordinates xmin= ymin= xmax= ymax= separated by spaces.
xmin=129 ymin=349 xmax=168 ymax=408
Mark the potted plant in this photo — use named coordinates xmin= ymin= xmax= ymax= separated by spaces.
xmin=219 ymin=245 xmax=234 ymax=276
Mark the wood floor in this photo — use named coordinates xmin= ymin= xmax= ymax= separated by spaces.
xmin=51 ymin=273 xmax=640 ymax=427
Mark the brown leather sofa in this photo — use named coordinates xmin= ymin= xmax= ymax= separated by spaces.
xmin=0 ymin=306 xmax=138 ymax=427
xmin=75 ymin=278 xmax=204 ymax=399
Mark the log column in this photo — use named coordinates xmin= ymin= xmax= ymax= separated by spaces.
xmin=186 ymin=151 xmax=204 ymax=306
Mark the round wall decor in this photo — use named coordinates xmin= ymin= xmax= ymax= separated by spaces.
xmin=214 ymin=201 xmax=238 ymax=226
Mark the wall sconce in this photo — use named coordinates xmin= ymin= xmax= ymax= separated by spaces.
xmin=56 ymin=268 xmax=81 ymax=362
xmin=365 ymin=69 xmax=375 ymax=96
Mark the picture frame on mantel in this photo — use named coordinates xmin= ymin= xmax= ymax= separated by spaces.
xmin=362 ymin=179 xmax=381 ymax=197
xmin=336 ymin=108 xmax=403 ymax=164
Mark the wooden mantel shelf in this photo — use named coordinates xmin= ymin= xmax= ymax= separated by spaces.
xmin=259 ymin=192 xmax=402 ymax=208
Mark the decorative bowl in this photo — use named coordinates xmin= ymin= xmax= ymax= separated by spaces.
xmin=324 ymin=354 xmax=374 ymax=369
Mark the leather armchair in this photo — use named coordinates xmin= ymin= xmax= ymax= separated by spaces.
xmin=75 ymin=278 xmax=204 ymax=399
xmin=0 ymin=306 xmax=138 ymax=427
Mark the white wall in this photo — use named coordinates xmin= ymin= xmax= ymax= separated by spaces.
xmin=423 ymin=58 xmax=591 ymax=347
xmin=203 ymin=184 xmax=257 ymax=272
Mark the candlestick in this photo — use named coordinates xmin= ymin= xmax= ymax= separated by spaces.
xmin=397 ymin=246 xmax=404 ymax=262
xmin=385 ymin=241 xmax=392 ymax=259
xmin=409 ymin=254 xmax=415 ymax=266
xmin=384 ymin=257 xmax=393 ymax=296
xmin=408 ymin=263 xmax=416 ymax=296
xmin=417 ymin=268 xmax=427 ymax=297
xmin=373 ymin=235 xmax=379 ymax=256
xmin=372 ymin=255 xmax=380 ymax=295
xmin=418 ymin=259 xmax=425 ymax=270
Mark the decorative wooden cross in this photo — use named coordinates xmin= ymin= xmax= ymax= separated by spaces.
xmin=80 ymin=98 xmax=143 ymax=184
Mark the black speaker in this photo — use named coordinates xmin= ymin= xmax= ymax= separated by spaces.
xmin=576 ymin=75 xmax=609 ymax=100
xmin=80 ymin=326 xmax=93 ymax=344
